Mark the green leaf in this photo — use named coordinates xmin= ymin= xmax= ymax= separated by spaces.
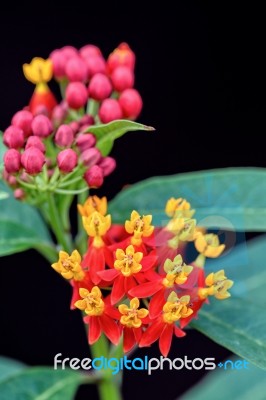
xmin=88 ymin=120 xmax=155 ymax=156
xmin=181 ymin=356 xmax=266 ymax=400
xmin=109 ymin=167 xmax=266 ymax=231
xmin=192 ymin=235 xmax=266 ymax=370
xmin=0 ymin=356 xmax=25 ymax=382
xmin=0 ymin=366 xmax=84 ymax=400
xmin=0 ymin=181 xmax=53 ymax=256
xmin=0 ymin=191 xmax=9 ymax=200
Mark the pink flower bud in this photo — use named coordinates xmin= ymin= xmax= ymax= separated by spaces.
xmin=25 ymin=136 xmax=46 ymax=153
xmin=88 ymin=73 xmax=112 ymax=101
xmin=98 ymin=156 xmax=116 ymax=176
xmin=21 ymin=147 xmax=45 ymax=174
xmin=61 ymin=46 xmax=79 ymax=60
xmin=119 ymin=88 xmax=143 ymax=119
xmin=65 ymin=57 xmax=88 ymax=82
xmin=80 ymin=147 xmax=101 ymax=167
xmin=33 ymin=105 xmax=49 ymax=116
xmin=3 ymin=149 xmax=21 ymax=173
xmin=52 ymin=103 xmax=68 ymax=126
xmin=111 ymin=66 xmax=134 ymax=92
xmin=3 ymin=126 xmax=25 ymax=149
xmin=84 ymin=56 xmax=106 ymax=78
xmin=79 ymin=114 xmax=94 ymax=128
xmin=84 ymin=165 xmax=104 ymax=188
xmin=107 ymin=43 xmax=135 ymax=74
xmin=31 ymin=115 xmax=53 ymax=138
xmin=80 ymin=44 xmax=102 ymax=59
xmin=11 ymin=110 xmax=33 ymax=137
xmin=50 ymin=49 xmax=67 ymax=79
xmin=76 ymin=133 xmax=96 ymax=152
xmin=57 ymin=149 xmax=78 ymax=173
xmin=66 ymin=82 xmax=88 ymax=109
xmin=99 ymin=99 xmax=122 ymax=123
xmin=55 ymin=124 xmax=74 ymax=147
xmin=3 ymin=169 xmax=17 ymax=185
xmin=69 ymin=121 xmax=80 ymax=134
xmin=14 ymin=188 xmax=25 ymax=199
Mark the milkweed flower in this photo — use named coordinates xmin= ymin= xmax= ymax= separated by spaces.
xmin=195 ymin=233 xmax=225 ymax=258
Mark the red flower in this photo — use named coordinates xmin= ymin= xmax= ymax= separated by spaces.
xmin=75 ymin=286 xmax=120 ymax=345
xmin=98 ymin=245 xmax=157 ymax=304
xmin=140 ymin=292 xmax=192 ymax=356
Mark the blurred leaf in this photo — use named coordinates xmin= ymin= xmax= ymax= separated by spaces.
xmin=180 ymin=356 xmax=266 ymax=400
xmin=0 ymin=191 xmax=9 ymax=200
xmin=0 ymin=181 xmax=53 ymax=256
xmin=0 ymin=356 xmax=25 ymax=383
xmin=88 ymin=119 xmax=155 ymax=156
xmin=192 ymin=235 xmax=266 ymax=370
xmin=109 ymin=168 xmax=266 ymax=231
xmin=0 ymin=366 xmax=84 ymax=400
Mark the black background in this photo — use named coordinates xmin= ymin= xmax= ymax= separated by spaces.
xmin=0 ymin=2 xmax=265 ymax=399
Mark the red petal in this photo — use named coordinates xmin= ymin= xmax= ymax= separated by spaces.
xmin=99 ymin=314 xmax=121 ymax=345
xmin=98 ymin=269 xmax=119 ymax=281
xmin=124 ymin=276 xmax=137 ymax=294
xmin=129 ymin=280 xmax=162 ymax=298
xmin=141 ymin=251 xmax=158 ymax=271
xmin=139 ymin=318 xmax=164 ymax=347
xmin=174 ymin=326 xmax=186 ymax=338
xmin=180 ymin=267 xmax=199 ymax=289
xmin=111 ymin=274 xmax=126 ymax=304
xmin=133 ymin=327 xmax=142 ymax=344
xmin=105 ymin=303 xmax=121 ymax=320
xmin=103 ymin=246 xmax=115 ymax=268
xmin=180 ymin=298 xmax=205 ymax=328
xmin=197 ymin=267 xmax=205 ymax=288
xmin=149 ymin=289 xmax=168 ymax=319
xmin=88 ymin=317 xmax=101 ymax=345
xmin=159 ymin=323 xmax=174 ymax=357
xmin=134 ymin=272 xmax=147 ymax=284
xmin=83 ymin=247 xmax=106 ymax=285
xmin=123 ymin=327 xmax=136 ymax=353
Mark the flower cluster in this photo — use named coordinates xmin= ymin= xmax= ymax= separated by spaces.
xmin=2 ymin=43 xmax=142 ymax=200
xmin=52 ymin=195 xmax=233 ymax=356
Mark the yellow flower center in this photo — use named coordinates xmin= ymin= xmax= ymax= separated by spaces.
xmin=114 ymin=245 xmax=143 ymax=277
xmin=163 ymin=255 xmax=193 ymax=287
xmin=163 ymin=292 xmax=193 ymax=324
xmin=198 ymin=270 xmax=234 ymax=300
xmin=165 ymin=197 xmax=195 ymax=218
xmin=51 ymin=250 xmax=84 ymax=281
xmin=125 ymin=210 xmax=154 ymax=246
xmin=75 ymin=287 xmax=105 ymax=316
xmin=119 ymin=298 xmax=149 ymax=328
xmin=82 ymin=211 xmax=111 ymax=247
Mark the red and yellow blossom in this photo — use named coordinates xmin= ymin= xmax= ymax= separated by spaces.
xmin=78 ymin=195 xmax=107 ymax=217
xmin=98 ymin=245 xmax=157 ymax=304
xmin=165 ymin=197 xmax=195 ymax=218
xmin=75 ymin=286 xmax=120 ymax=345
xmin=198 ymin=270 xmax=234 ymax=300
xmin=119 ymin=297 xmax=149 ymax=352
xmin=52 ymin=250 xmax=84 ymax=281
xmin=140 ymin=292 xmax=192 ymax=356
xmin=125 ymin=210 xmax=154 ymax=246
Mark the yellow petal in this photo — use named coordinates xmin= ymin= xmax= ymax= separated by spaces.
xmin=118 ymin=304 xmax=129 ymax=315
xmin=129 ymin=297 xmax=140 ymax=309
xmin=79 ymin=288 xmax=89 ymax=298
xmin=74 ymin=299 xmax=86 ymax=310
xmin=205 ymin=244 xmax=225 ymax=258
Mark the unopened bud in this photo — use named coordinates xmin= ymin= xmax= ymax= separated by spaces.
xmin=69 ymin=121 xmax=80 ymax=134
xmin=80 ymin=147 xmax=101 ymax=167
xmin=98 ymin=156 xmax=116 ymax=176
xmin=3 ymin=149 xmax=21 ymax=173
xmin=14 ymin=188 xmax=25 ymax=199
xmin=57 ymin=149 xmax=78 ymax=173
xmin=107 ymin=43 xmax=135 ymax=73
xmin=99 ymin=99 xmax=122 ymax=123
xmin=55 ymin=124 xmax=74 ymax=147
xmin=80 ymin=44 xmax=102 ymax=59
xmin=66 ymin=82 xmax=88 ymax=109
xmin=11 ymin=110 xmax=33 ymax=137
xmin=32 ymin=115 xmax=53 ymax=138
xmin=76 ymin=133 xmax=96 ymax=152
xmin=3 ymin=126 xmax=25 ymax=149
xmin=65 ymin=57 xmax=88 ymax=82
xmin=21 ymin=147 xmax=45 ymax=174
xmin=84 ymin=165 xmax=104 ymax=188
xmin=84 ymin=56 xmax=106 ymax=78
xmin=111 ymin=66 xmax=134 ymax=92
xmin=88 ymin=73 xmax=112 ymax=101
xmin=119 ymin=88 xmax=143 ymax=119
xmin=25 ymin=136 xmax=45 ymax=153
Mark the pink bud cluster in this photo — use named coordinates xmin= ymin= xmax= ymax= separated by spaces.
xmin=49 ymin=43 xmax=143 ymax=122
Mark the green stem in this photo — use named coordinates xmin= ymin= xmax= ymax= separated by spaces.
xmin=58 ymin=176 xmax=82 ymax=188
xmin=87 ymin=99 xmax=99 ymax=117
xmin=76 ymin=189 xmax=89 ymax=254
xmin=54 ymin=186 xmax=88 ymax=195
xmin=46 ymin=192 xmax=72 ymax=252
xmin=91 ymin=336 xmax=123 ymax=400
